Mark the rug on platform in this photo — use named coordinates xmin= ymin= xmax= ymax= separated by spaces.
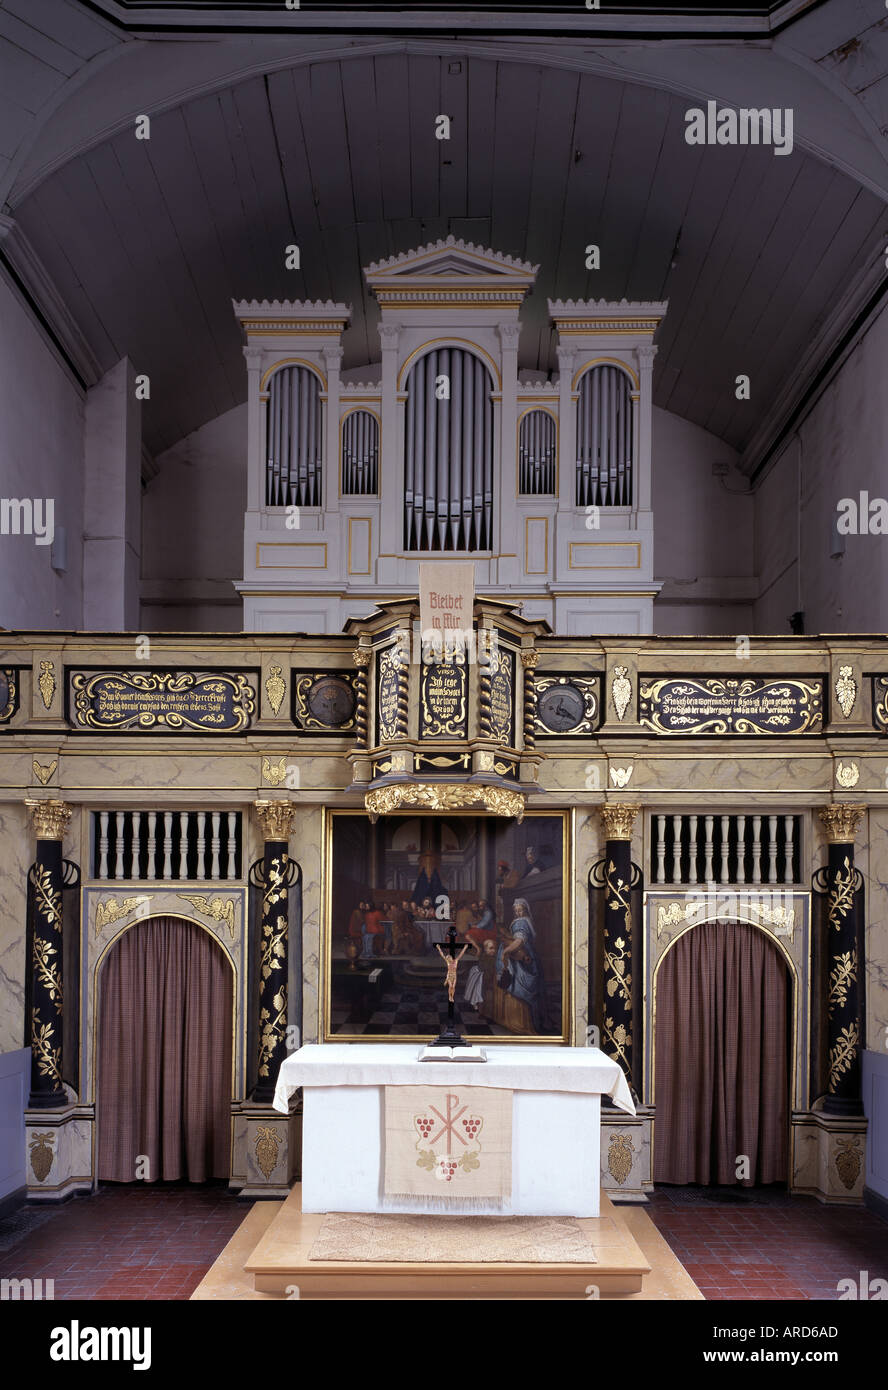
xmin=308 ymin=1212 xmax=599 ymax=1263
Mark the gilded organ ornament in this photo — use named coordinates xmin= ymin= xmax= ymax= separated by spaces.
xmin=94 ymin=894 xmax=153 ymax=938
xmin=38 ymin=660 xmax=56 ymax=710
xmin=835 ymin=761 xmax=859 ymax=788
xmin=365 ymin=781 xmax=524 ymax=822
xmin=607 ymin=1134 xmax=635 ymax=1186
xmin=265 ymin=665 xmax=286 ymax=716
xmin=610 ymin=765 xmax=633 ymax=788
xmin=32 ymin=759 xmax=57 ymax=786
xmin=834 ymin=1136 xmax=862 ymax=1191
xmin=262 ymin=755 xmax=288 ymax=787
xmin=611 ymin=666 xmax=632 ymax=722
xmin=255 ymin=1126 xmax=282 ymax=1180
xmin=178 ymin=893 xmax=237 ymax=938
xmin=29 ymin=1131 xmax=55 ymax=1183
xmin=834 ymin=666 xmax=857 ymax=719
xmin=293 ymin=673 xmax=357 ymax=730
xmin=534 ymin=674 xmax=599 ymax=736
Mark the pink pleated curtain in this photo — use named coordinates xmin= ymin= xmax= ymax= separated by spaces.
xmin=654 ymin=920 xmax=789 ymax=1186
xmin=96 ymin=917 xmax=233 ymax=1182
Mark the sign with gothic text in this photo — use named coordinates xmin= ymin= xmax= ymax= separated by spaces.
xmin=68 ymin=669 xmax=257 ymax=733
xmin=638 ymin=676 xmax=822 ymax=735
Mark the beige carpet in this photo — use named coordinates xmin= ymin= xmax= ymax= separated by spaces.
xmin=309 ymin=1211 xmax=599 ymax=1264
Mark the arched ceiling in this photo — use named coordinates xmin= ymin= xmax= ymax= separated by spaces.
xmin=2 ymin=2 xmax=888 ymax=471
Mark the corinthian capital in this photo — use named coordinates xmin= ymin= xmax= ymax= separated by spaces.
xmin=599 ymin=802 xmax=641 ymax=842
xmin=25 ymin=798 xmax=72 ymax=842
xmin=253 ymin=799 xmax=298 ymax=843
xmin=818 ymin=804 xmax=866 ymax=844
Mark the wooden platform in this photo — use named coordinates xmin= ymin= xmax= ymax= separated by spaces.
xmin=191 ymin=1185 xmax=703 ymax=1300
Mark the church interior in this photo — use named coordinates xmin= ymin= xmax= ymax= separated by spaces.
xmin=1 ymin=0 xmax=887 ymax=1330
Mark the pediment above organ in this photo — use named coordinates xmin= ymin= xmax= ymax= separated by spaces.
xmin=364 ymin=236 xmax=538 ymax=310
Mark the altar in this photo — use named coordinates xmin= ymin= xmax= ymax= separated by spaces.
xmin=273 ymin=1044 xmax=634 ymax=1218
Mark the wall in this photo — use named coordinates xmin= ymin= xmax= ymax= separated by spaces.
xmin=755 ymin=299 xmax=888 ymax=635
xmin=141 ymin=403 xmax=246 ymax=632
xmin=650 ymin=406 xmax=752 ymax=636
xmin=0 ymin=272 xmax=85 ymax=629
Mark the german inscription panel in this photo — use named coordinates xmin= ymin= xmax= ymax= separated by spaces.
xmin=638 ymin=676 xmax=823 ymax=735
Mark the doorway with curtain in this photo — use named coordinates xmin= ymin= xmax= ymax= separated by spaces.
xmin=653 ymin=919 xmax=791 ymax=1186
xmin=96 ymin=916 xmax=234 ymax=1183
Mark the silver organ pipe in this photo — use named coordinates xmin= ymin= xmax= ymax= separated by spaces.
xmin=402 ymin=347 xmax=493 ymax=551
xmin=265 ymin=365 xmax=323 ymax=508
xmin=341 ymin=411 xmax=380 ymax=496
xmin=575 ymin=364 xmax=633 ymax=507
xmin=518 ymin=411 xmax=555 ymax=495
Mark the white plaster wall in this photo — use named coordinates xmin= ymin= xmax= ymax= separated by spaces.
xmin=755 ymin=301 xmax=888 ymax=635
xmin=651 ymin=406 xmax=753 ymax=635
xmin=0 ymin=274 xmax=84 ymax=629
xmin=141 ymin=403 xmax=246 ymax=632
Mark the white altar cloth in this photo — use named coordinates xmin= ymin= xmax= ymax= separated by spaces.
xmin=273 ymin=1045 xmax=634 ymax=1218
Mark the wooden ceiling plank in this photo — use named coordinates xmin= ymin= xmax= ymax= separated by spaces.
xmin=271 ymin=65 xmax=334 ymax=302
xmin=521 ymin=68 xmax=579 ymax=372
xmin=594 ymin=84 xmax=673 ymax=300
xmin=229 ymin=76 xmax=298 ymax=302
xmin=0 ymin=11 xmax=83 ymax=76
xmin=439 ymin=52 xmax=469 ymax=222
xmin=550 ymin=71 xmax=624 ymax=306
xmin=465 ymin=57 xmax=497 ymax=222
xmin=490 ymin=60 xmax=541 ymax=263
xmin=341 ymin=57 xmax=385 ymax=227
xmin=628 ymin=96 xmax=705 ymax=303
xmin=3 ymin=0 xmax=119 ymax=61
xmin=374 ymin=53 xmax=412 ymax=224
xmin=407 ymin=53 xmax=445 ymax=222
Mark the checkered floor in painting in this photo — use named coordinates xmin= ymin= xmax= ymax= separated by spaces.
xmin=331 ymin=985 xmax=506 ymax=1035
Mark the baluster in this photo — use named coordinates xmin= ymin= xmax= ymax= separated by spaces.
xmin=178 ymin=811 xmax=189 ymax=879
xmin=196 ymin=812 xmax=207 ymax=879
xmin=133 ymin=810 xmax=145 ymax=880
xmin=672 ymin=814 xmax=683 ymax=883
xmin=752 ymin=814 xmax=762 ymax=885
xmin=704 ymin=815 xmax=714 ymax=884
xmin=784 ymin=815 xmax=795 ymax=885
xmin=227 ymin=812 xmax=238 ymax=880
xmin=211 ymin=812 xmax=221 ymax=881
xmin=737 ymin=814 xmax=747 ymax=884
xmin=146 ymin=812 xmax=157 ymax=880
xmin=656 ymin=815 xmax=666 ymax=884
xmin=688 ymin=814 xmax=698 ymax=883
xmin=719 ymin=816 xmax=730 ymax=884
xmin=163 ymin=812 xmax=173 ymax=881
xmin=98 ymin=811 xmax=109 ymax=880
xmin=115 ymin=812 xmax=125 ymax=880
xmin=767 ymin=815 xmax=778 ymax=884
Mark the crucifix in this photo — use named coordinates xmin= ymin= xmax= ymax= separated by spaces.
xmin=429 ymin=920 xmax=477 ymax=1049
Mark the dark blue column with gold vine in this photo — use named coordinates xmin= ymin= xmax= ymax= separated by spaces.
xmin=251 ymin=799 xmax=297 ymax=1104
xmin=25 ymin=799 xmax=72 ymax=1109
xmin=598 ymin=802 xmax=641 ymax=1098
xmin=817 ymin=804 xmax=865 ymax=1117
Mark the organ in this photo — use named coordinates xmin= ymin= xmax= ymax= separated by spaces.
xmin=234 ymin=238 xmax=666 ymax=635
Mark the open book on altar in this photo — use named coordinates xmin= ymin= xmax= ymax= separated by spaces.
xmin=417 ymin=1045 xmax=487 ymax=1062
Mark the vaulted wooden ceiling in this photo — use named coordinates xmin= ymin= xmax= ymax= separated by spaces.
xmin=5 ymin=19 xmax=888 ymax=466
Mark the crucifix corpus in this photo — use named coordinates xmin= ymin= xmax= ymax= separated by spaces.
xmin=429 ymin=921 xmax=478 ymax=1050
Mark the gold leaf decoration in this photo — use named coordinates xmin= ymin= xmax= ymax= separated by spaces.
xmin=827 ymin=947 xmax=858 ymax=1017
xmin=265 ymin=665 xmax=286 ymax=716
xmin=33 ymin=758 xmax=57 ymax=786
xmin=828 ymin=1022 xmax=859 ymax=1090
xmin=612 ymin=666 xmax=632 ymax=722
xmin=607 ymin=1134 xmax=635 ymax=1186
xmin=38 ymin=660 xmax=55 ymax=710
xmin=29 ymin=1131 xmax=55 ymax=1183
xmin=255 ymin=1125 xmax=281 ymax=1180
xmin=30 ymin=1009 xmax=62 ymax=1086
xmin=178 ymin=893 xmax=236 ymax=939
xmin=834 ymin=1137 xmax=861 ymax=1192
xmin=835 ymin=761 xmax=859 ymax=788
xmin=262 ymin=755 xmax=288 ymax=787
xmin=834 ymin=666 xmax=857 ymax=719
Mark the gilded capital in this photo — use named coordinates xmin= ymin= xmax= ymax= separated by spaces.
xmin=599 ymin=802 xmax=641 ymax=842
xmin=352 ymin=646 xmax=371 ymax=668
xmin=253 ymin=799 xmax=298 ymax=843
xmin=520 ymin=649 xmax=539 ymax=670
xmin=818 ymin=804 xmax=866 ymax=845
xmin=25 ymin=798 xmax=72 ymax=842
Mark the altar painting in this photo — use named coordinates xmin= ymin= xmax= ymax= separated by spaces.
xmin=324 ymin=811 xmax=568 ymax=1042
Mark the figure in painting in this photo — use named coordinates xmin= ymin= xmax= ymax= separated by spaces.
xmin=496 ymin=897 xmax=549 ymax=1032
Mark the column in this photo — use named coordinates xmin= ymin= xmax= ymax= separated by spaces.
xmin=252 ymin=799 xmax=298 ymax=1104
xmin=25 ymin=799 xmax=72 ymax=1109
xmin=555 ymin=343 xmax=575 ymax=517
xmin=377 ymin=322 xmax=401 ymax=566
xmin=244 ymin=345 xmax=265 ymax=516
xmin=817 ymin=805 xmax=866 ymax=1116
xmin=635 ymin=344 xmax=656 ymax=518
xmin=322 ymin=344 xmax=343 ymax=517
xmin=598 ymin=802 xmax=641 ymax=1095
xmin=496 ymin=321 xmax=521 ymax=582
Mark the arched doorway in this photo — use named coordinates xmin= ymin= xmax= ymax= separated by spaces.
xmin=96 ymin=916 xmax=233 ymax=1183
xmin=653 ymin=919 xmax=791 ymax=1186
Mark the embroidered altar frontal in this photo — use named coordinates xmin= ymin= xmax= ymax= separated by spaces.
xmin=384 ymin=1085 xmax=512 ymax=1202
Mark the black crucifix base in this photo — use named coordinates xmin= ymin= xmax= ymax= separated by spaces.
xmin=429 ymin=920 xmax=470 ymax=1049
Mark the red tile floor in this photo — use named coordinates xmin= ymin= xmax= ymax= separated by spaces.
xmin=1 ymin=1181 xmax=885 ymax=1300
xmin=645 ymin=1186 xmax=888 ymax=1300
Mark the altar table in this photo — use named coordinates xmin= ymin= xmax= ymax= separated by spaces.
xmin=273 ymin=1044 xmax=634 ymax=1218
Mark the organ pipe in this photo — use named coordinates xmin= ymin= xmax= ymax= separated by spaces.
xmin=576 ymin=364 xmax=633 ymax=507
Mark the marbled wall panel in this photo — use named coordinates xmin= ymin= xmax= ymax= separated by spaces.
xmin=293 ymin=804 xmax=322 ymax=1044
xmin=0 ymin=803 xmax=32 ymax=1053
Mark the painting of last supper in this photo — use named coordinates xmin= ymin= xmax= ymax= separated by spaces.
xmin=324 ymin=811 xmax=569 ymax=1042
